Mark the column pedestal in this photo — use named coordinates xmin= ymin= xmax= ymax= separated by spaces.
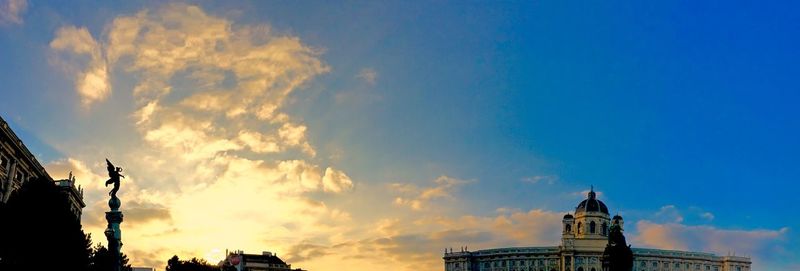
xmin=104 ymin=195 xmax=124 ymax=271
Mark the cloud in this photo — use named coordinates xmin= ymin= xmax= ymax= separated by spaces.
xmin=45 ymin=4 xmax=352 ymax=268
xmin=357 ymin=68 xmax=377 ymax=85
xmin=43 ymin=4 xmax=796 ymax=271
xmin=50 ymin=26 xmax=111 ymax=107
xmin=0 ymin=0 xmax=26 ymax=25
xmin=283 ymin=208 xmax=564 ymax=271
xmin=654 ymin=205 xmax=684 ymax=223
xmin=633 ymin=220 xmax=789 ymax=270
xmin=284 ymin=242 xmax=333 ymax=262
xmin=521 ymin=175 xmax=558 ymax=185
xmin=571 ymin=189 xmax=604 ymax=199
xmin=124 ymin=200 xmax=172 ymax=225
xmin=322 ymin=167 xmax=354 ymax=193
xmin=391 ymin=176 xmax=471 ymax=210
xmin=699 ymin=212 xmax=715 ymax=221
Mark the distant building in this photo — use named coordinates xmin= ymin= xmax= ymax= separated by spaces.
xmin=0 ymin=116 xmax=85 ymax=219
xmin=223 ymin=250 xmax=306 ymax=271
xmin=443 ymin=188 xmax=751 ymax=271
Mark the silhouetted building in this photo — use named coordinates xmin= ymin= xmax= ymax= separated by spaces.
xmin=223 ymin=250 xmax=305 ymax=271
xmin=0 ymin=116 xmax=85 ymax=219
xmin=443 ymin=188 xmax=751 ymax=271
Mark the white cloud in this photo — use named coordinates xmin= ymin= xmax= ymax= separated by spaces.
xmin=521 ymin=175 xmax=558 ymax=185
xmin=237 ymin=130 xmax=281 ymax=154
xmin=50 ymin=26 xmax=111 ymax=107
xmin=46 ymin=4 xmax=347 ymax=267
xmin=322 ymin=167 xmax=354 ymax=193
xmin=391 ymin=176 xmax=471 ymax=210
xmin=357 ymin=68 xmax=377 ymax=85
xmin=0 ymin=0 xmax=26 ymax=25
xmin=654 ymin=205 xmax=684 ymax=223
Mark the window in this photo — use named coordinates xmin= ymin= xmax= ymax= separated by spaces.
xmin=0 ymin=154 xmax=8 ymax=171
xmin=590 ymin=221 xmax=596 ymax=234
xmin=653 ymin=261 xmax=658 ymax=268
xmin=566 ymin=224 xmax=572 ymax=233
xmin=578 ymin=222 xmax=582 ymax=234
xmin=577 ymin=267 xmax=583 ymax=271
xmin=601 ymin=222 xmax=607 ymax=235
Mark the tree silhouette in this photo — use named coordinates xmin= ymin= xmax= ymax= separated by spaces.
xmin=89 ymin=243 xmax=132 ymax=271
xmin=166 ymin=255 xmax=219 ymax=271
xmin=0 ymin=176 xmax=91 ymax=270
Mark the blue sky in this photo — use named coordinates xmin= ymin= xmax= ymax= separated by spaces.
xmin=1 ymin=1 xmax=798 ymax=270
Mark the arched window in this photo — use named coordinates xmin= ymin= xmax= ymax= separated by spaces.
xmin=577 ymin=267 xmax=584 ymax=271
xmin=601 ymin=222 xmax=608 ymax=236
xmin=577 ymin=222 xmax=582 ymax=234
xmin=589 ymin=221 xmax=596 ymax=234
xmin=566 ymin=224 xmax=572 ymax=233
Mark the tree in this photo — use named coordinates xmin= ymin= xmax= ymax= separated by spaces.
xmin=89 ymin=243 xmax=132 ymax=271
xmin=0 ymin=176 xmax=92 ymax=271
xmin=166 ymin=255 xmax=219 ymax=271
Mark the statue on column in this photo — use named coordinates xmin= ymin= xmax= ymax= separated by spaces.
xmin=601 ymin=219 xmax=633 ymax=271
xmin=103 ymin=159 xmax=125 ymax=271
xmin=105 ymin=159 xmax=125 ymax=197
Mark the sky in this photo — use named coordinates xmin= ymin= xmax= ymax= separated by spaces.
xmin=1 ymin=0 xmax=798 ymax=270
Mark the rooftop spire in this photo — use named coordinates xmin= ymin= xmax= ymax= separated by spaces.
xmin=588 ymin=185 xmax=596 ymax=199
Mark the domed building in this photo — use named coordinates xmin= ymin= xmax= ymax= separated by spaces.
xmin=443 ymin=188 xmax=751 ymax=271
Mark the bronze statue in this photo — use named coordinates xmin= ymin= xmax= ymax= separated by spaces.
xmin=602 ymin=220 xmax=633 ymax=271
xmin=104 ymin=159 xmax=124 ymax=197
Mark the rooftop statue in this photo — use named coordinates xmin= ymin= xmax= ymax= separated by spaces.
xmin=104 ymin=159 xmax=125 ymax=198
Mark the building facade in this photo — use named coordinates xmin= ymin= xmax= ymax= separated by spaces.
xmin=0 ymin=116 xmax=85 ymax=219
xmin=443 ymin=189 xmax=751 ymax=271
xmin=224 ymin=250 xmax=306 ymax=271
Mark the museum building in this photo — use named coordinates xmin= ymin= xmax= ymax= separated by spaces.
xmin=0 ymin=116 xmax=85 ymax=219
xmin=443 ymin=189 xmax=751 ymax=271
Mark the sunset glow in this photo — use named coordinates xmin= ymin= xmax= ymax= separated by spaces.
xmin=1 ymin=1 xmax=798 ymax=270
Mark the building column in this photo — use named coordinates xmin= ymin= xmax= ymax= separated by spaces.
xmin=1 ymin=160 xmax=17 ymax=202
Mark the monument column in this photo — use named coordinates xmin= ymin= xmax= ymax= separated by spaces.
xmin=102 ymin=159 xmax=126 ymax=271
xmin=105 ymin=195 xmax=124 ymax=271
